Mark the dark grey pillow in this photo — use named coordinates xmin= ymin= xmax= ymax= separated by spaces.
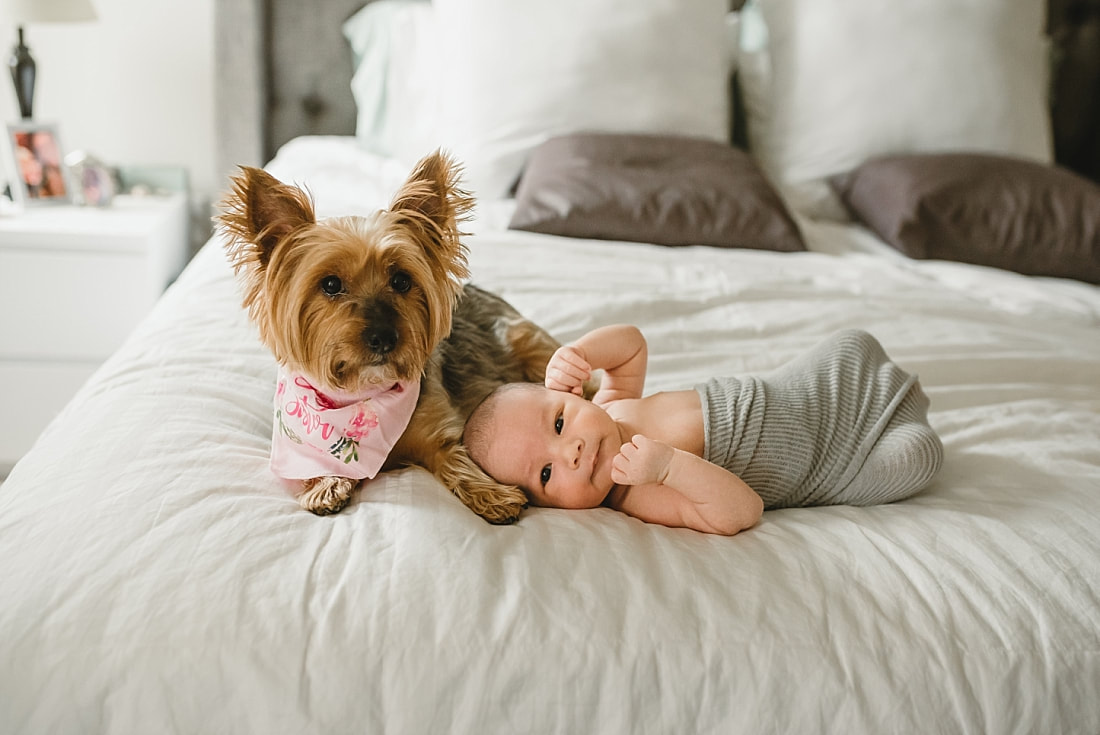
xmin=508 ymin=132 xmax=805 ymax=252
xmin=832 ymin=153 xmax=1100 ymax=284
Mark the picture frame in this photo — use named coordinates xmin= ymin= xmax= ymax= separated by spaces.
xmin=4 ymin=121 xmax=73 ymax=206
xmin=66 ymin=151 xmax=117 ymax=207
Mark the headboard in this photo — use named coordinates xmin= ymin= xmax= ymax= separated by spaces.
xmin=1049 ymin=0 xmax=1100 ymax=181
xmin=214 ymin=0 xmax=1100 ymax=185
xmin=214 ymin=0 xmax=366 ymax=182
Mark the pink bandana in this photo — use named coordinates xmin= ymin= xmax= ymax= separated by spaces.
xmin=270 ymin=369 xmax=420 ymax=480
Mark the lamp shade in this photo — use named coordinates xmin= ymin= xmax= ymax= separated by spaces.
xmin=0 ymin=0 xmax=97 ymax=23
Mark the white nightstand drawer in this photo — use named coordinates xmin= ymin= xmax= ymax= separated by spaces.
xmin=0 ymin=360 xmax=97 ymax=472
xmin=0 ymin=195 xmax=187 ymax=255
xmin=0 ymin=192 xmax=189 ymax=472
xmin=0 ymin=248 xmax=156 ymax=361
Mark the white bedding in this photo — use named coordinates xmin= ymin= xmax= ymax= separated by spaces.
xmin=2 ymin=136 xmax=1099 ymax=734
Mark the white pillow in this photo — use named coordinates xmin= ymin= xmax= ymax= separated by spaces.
xmin=738 ymin=0 xmax=1053 ymax=219
xmin=434 ymin=0 xmax=731 ymax=199
xmin=343 ymin=0 xmax=439 ymax=166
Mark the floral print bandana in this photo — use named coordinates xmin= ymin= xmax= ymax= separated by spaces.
xmin=270 ymin=370 xmax=420 ymax=480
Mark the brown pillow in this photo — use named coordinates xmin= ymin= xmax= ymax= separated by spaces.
xmin=508 ymin=132 xmax=805 ymax=252
xmin=832 ymin=153 xmax=1100 ymax=284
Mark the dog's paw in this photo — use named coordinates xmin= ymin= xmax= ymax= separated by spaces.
xmin=299 ymin=476 xmax=358 ymax=515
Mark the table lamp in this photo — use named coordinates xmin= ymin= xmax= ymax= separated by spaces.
xmin=2 ymin=0 xmax=97 ymax=120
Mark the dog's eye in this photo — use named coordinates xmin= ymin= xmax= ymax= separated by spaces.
xmin=390 ymin=272 xmax=412 ymax=294
xmin=320 ymin=275 xmax=344 ymax=296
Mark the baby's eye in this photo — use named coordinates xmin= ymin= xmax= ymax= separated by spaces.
xmin=554 ymin=414 xmax=563 ymax=434
xmin=540 ymin=465 xmax=552 ymax=486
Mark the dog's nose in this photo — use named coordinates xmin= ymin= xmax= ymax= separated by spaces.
xmin=364 ymin=327 xmax=398 ymax=355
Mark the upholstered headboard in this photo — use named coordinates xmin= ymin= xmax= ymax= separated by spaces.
xmin=214 ymin=0 xmax=1100 ymax=184
xmin=1049 ymin=0 xmax=1100 ymax=180
xmin=214 ymin=0 xmax=365 ymax=182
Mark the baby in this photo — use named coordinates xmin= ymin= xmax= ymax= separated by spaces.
xmin=462 ymin=325 xmax=943 ymax=535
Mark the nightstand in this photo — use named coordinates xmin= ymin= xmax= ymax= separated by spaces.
xmin=0 ymin=193 xmax=189 ymax=474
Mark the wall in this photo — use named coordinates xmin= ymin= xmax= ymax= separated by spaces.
xmin=0 ymin=0 xmax=217 ymax=250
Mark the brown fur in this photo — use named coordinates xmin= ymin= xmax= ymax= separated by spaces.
xmin=216 ymin=150 xmax=559 ymax=523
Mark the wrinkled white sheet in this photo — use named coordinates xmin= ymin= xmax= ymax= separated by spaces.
xmin=2 ymin=137 xmax=1098 ymax=734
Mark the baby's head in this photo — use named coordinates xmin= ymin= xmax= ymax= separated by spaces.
xmin=463 ymin=382 xmax=543 ymax=482
xmin=464 ymin=382 xmax=623 ymax=510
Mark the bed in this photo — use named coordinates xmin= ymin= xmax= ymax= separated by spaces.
xmin=3 ymin=0 xmax=1100 ymax=732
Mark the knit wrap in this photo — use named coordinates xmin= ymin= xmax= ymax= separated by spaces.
xmin=695 ymin=329 xmax=942 ymax=509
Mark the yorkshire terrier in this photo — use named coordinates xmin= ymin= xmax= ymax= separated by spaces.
xmin=217 ymin=150 xmax=560 ymax=523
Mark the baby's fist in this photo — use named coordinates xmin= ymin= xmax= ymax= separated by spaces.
xmin=611 ymin=434 xmax=674 ymax=486
xmin=545 ymin=344 xmax=591 ymax=395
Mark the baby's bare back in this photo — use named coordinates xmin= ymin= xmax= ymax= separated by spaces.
xmin=605 ymin=390 xmax=704 ymax=457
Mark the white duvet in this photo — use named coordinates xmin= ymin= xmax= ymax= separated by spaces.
xmin=2 ymin=137 xmax=1098 ymax=734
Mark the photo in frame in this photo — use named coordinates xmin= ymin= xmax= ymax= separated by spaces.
xmin=66 ymin=151 xmax=117 ymax=207
xmin=4 ymin=122 xmax=73 ymax=206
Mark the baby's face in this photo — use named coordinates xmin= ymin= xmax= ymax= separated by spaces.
xmin=480 ymin=386 xmax=626 ymax=509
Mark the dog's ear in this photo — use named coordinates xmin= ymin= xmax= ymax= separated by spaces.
xmin=216 ymin=166 xmax=316 ymax=269
xmin=388 ymin=150 xmax=473 ymax=280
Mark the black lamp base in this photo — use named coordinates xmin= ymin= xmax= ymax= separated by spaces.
xmin=8 ymin=26 xmax=36 ymax=120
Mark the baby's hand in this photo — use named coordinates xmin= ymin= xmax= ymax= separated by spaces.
xmin=545 ymin=344 xmax=591 ymax=395
xmin=611 ymin=435 xmax=674 ymax=486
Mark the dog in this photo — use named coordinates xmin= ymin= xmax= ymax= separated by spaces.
xmin=216 ymin=150 xmax=561 ymax=523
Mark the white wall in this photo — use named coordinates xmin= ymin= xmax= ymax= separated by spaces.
xmin=0 ymin=0 xmax=217 ymax=248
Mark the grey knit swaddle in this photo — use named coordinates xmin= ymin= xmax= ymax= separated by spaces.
xmin=695 ymin=329 xmax=942 ymax=509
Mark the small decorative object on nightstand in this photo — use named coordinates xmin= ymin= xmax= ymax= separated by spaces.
xmin=0 ymin=191 xmax=189 ymax=473
xmin=64 ymin=149 xmax=116 ymax=206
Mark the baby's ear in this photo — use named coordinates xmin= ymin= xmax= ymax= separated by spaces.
xmin=216 ymin=166 xmax=316 ymax=269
